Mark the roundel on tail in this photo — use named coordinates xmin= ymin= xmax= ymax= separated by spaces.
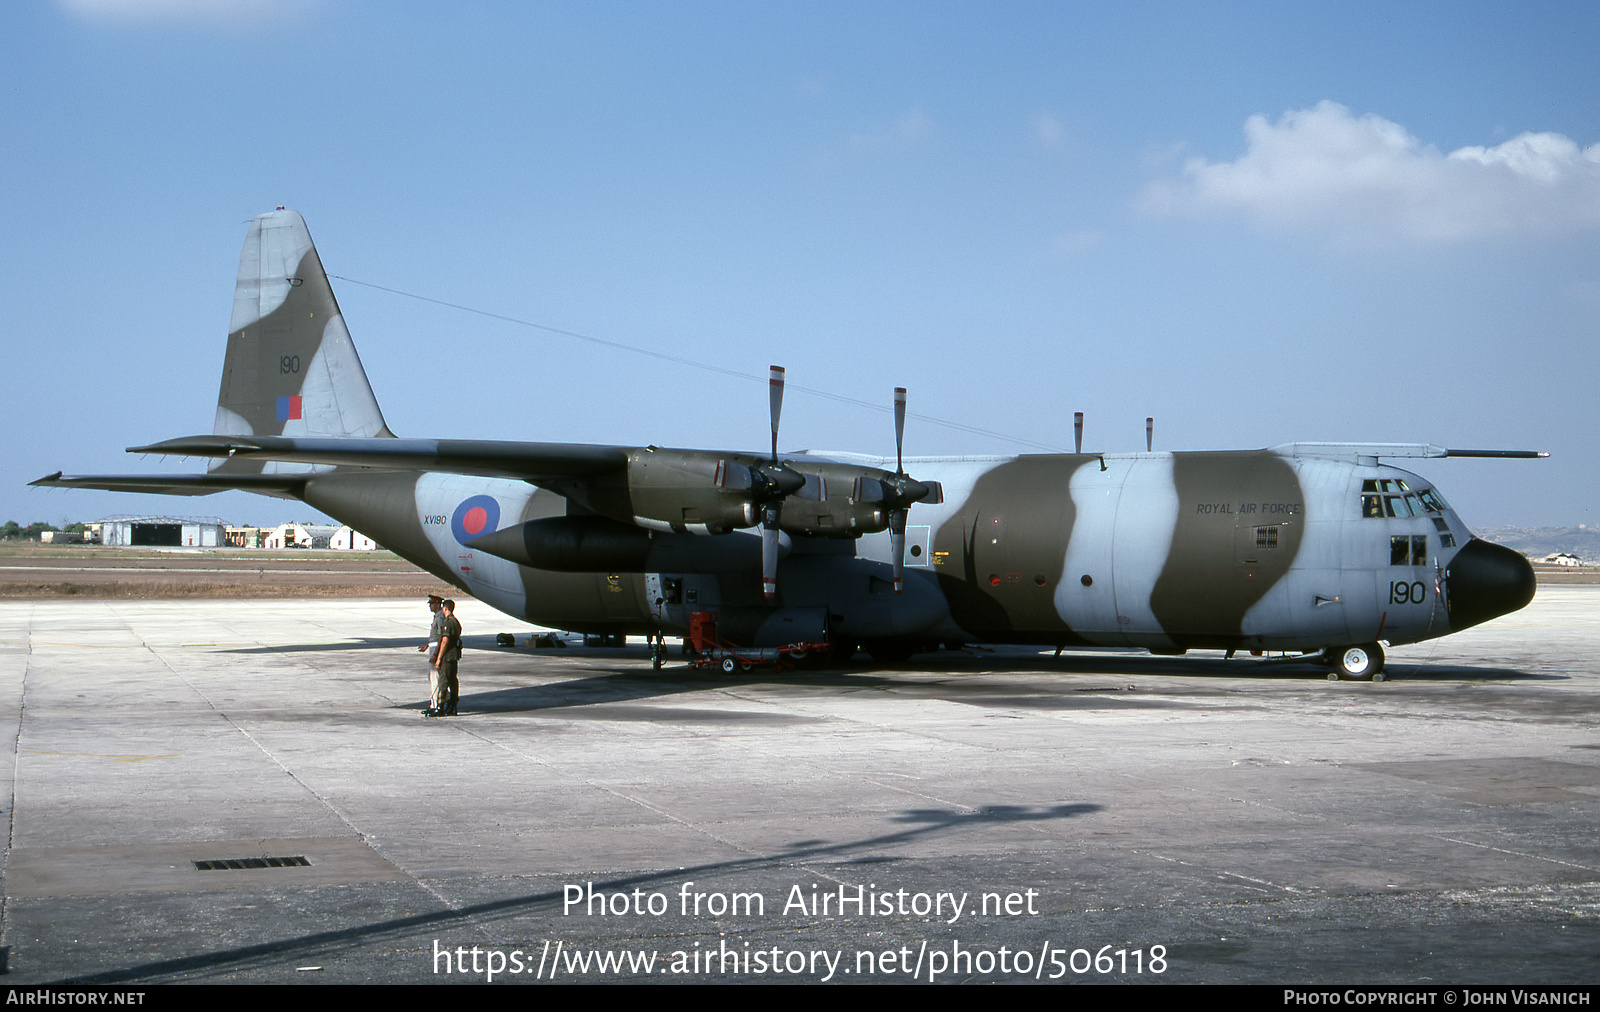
xmin=451 ymin=495 xmax=501 ymax=545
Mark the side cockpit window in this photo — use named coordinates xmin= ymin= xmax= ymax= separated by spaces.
xmin=1432 ymin=516 xmax=1457 ymax=548
xmin=1391 ymin=534 xmax=1428 ymax=567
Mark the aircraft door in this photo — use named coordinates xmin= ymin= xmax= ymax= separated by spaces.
xmin=646 ymin=573 xmax=720 ymax=634
xmin=645 ymin=573 xmax=668 ymax=624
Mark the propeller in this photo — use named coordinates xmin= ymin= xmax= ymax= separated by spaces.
xmin=714 ymin=365 xmax=801 ymax=599
xmin=890 ymin=388 xmax=910 ymax=594
xmin=761 ymin=366 xmax=787 ymax=599
xmin=1075 ymin=411 xmax=1084 ymax=454
xmin=884 ymin=386 xmax=941 ymax=595
xmin=1146 ymin=416 xmax=1153 ymax=452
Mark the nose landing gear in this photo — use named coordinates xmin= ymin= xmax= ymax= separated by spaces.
xmin=1324 ymin=642 xmax=1386 ymax=681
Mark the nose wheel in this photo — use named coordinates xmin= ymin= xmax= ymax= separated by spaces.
xmin=1325 ymin=642 xmax=1385 ymax=681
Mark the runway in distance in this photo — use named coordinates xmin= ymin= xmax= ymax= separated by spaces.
xmin=34 ymin=209 xmax=1544 ymax=679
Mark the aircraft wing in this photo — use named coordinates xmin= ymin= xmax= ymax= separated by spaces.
xmin=33 ymin=436 xmax=633 ymax=505
xmin=29 ymin=472 xmax=313 ymax=497
xmin=126 ymin=435 xmax=631 ymax=483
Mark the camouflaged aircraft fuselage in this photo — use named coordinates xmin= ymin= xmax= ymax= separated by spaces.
xmin=35 ymin=209 xmax=1538 ymax=671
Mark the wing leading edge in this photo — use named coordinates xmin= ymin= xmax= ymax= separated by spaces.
xmin=29 ymin=472 xmax=312 ymax=498
xmin=127 ymin=434 xmax=631 ymax=484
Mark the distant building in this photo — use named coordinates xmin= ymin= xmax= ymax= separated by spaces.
xmin=100 ymin=516 xmax=225 ymax=548
xmin=225 ymin=526 xmax=267 ymax=548
xmin=39 ymin=531 xmax=85 ymax=544
xmin=331 ymin=525 xmax=379 ymax=551
xmin=1542 ymin=553 xmax=1585 ymax=567
xmin=265 ymin=522 xmax=339 ymax=549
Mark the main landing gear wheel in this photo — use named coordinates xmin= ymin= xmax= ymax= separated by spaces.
xmin=1327 ymin=643 xmax=1385 ymax=681
xmin=721 ymin=657 xmax=737 ymax=674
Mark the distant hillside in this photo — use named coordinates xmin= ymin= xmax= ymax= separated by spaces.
xmin=1478 ymin=526 xmax=1600 ymax=563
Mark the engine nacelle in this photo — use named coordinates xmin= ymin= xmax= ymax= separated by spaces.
xmin=575 ymin=448 xmax=779 ymax=534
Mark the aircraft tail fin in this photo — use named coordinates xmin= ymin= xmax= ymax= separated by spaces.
xmin=211 ymin=209 xmax=393 ymax=473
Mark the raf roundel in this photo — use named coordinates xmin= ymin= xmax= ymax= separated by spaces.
xmin=451 ymin=495 xmax=501 ymax=546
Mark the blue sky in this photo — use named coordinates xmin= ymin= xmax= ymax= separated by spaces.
xmin=4 ymin=1 xmax=1597 ymax=529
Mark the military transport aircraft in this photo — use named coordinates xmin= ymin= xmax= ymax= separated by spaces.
xmin=34 ymin=209 xmax=1542 ymax=680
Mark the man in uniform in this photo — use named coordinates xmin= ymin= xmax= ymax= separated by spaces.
xmin=429 ymin=599 xmax=463 ymax=717
xmin=420 ymin=595 xmax=444 ymax=716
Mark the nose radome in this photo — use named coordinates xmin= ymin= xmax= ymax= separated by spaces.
xmin=1446 ymin=538 xmax=1536 ymax=632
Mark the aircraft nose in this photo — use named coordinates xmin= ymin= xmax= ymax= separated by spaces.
xmin=1445 ymin=538 xmax=1536 ymax=632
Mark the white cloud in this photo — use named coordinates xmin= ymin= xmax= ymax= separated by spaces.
xmin=58 ymin=0 xmax=318 ymax=26
xmin=1143 ymin=101 xmax=1600 ymax=244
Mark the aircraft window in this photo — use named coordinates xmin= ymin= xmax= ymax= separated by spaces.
xmin=1363 ymin=479 xmax=1379 ymax=493
xmin=1383 ymin=496 xmax=1414 ymax=518
xmin=1417 ymin=489 xmax=1445 ymax=513
xmin=1430 ymin=515 xmax=1457 ymax=547
xmin=1390 ymin=535 xmax=1428 ymax=566
xmin=1362 ymin=495 xmax=1383 ymax=518
xmin=1403 ymin=494 xmax=1420 ymax=515
xmin=1391 ymin=536 xmax=1410 ymax=566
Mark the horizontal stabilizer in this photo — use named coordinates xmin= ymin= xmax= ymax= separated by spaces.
xmin=30 ymin=472 xmax=310 ymax=497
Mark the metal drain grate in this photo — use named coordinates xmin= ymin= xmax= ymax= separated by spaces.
xmin=194 ymin=856 xmax=310 ymax=871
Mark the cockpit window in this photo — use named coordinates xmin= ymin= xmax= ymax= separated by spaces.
xmin=1390 ymin=536 xmax=1410 ymax=566
xmin=1360 ymin=480 xmax=1447 ymax=519
xmin=1391 ymin=535 xmax=1428 ymax=566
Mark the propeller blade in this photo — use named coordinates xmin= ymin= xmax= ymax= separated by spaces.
xmin=894 ymin=387 xmax=907 ymax=476
xmin=889 ymin=508 xmax=907 ymax=595
xmin=769 ymin=365 xmax=785 ymax=463
xmin=1146 ymin=416 xmax=1153 ymax=452
xmin=761 ymin=501 xmax=781 ymax=599
xmin=1075 ymin=411 xmax=1084 ymax=454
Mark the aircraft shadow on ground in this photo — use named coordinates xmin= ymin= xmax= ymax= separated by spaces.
xmin=58 ymin=801 xmax=1102 ymax=984
xmin=495 ymin=641 xmax=1551 ymax=686
xmin=442 ymin=648 xmax=1550 ymax=716
xmin=224 ymin=636 xmax=429 ymax=654
xmin=454 ymin=666 xmax=928 ymax=717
